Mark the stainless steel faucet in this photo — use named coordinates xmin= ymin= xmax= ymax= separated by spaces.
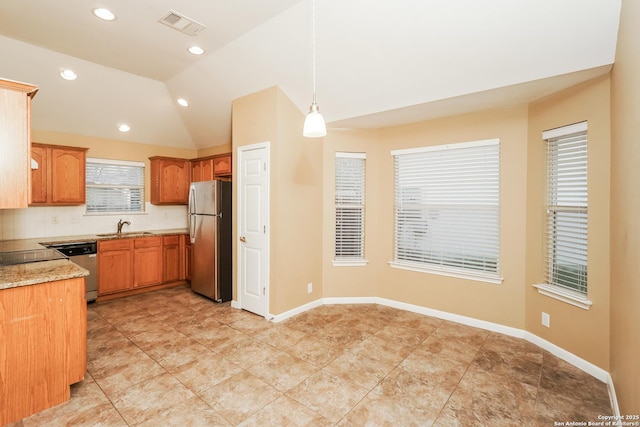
xmin=117 ymin=219 xmax=131 ymax=234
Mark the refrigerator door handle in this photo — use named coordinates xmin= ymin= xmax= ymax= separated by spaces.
xmin=188 ymin=186 xmax=197 ymax=243
xmin=190 ymin=215 xmax=196 ymax=244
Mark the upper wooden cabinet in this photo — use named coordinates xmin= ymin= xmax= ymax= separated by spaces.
xmin=30 ymin=143 xmax=87 ymax=206
xmin=191 ymin=153 xmax=232 ymax=182
xmin=0 ymin=79 xmax=37 ymax=209
xmin=213 ymin=153 xmax=232 ymax=177
xmin=191 ymin=158 xmax=214 ymax=182
xmin=149 ymin=156 xmax=189 ymax=205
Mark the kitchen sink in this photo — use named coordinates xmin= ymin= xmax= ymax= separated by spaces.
xmin=96 ymin=231 xmax=156 ymax=238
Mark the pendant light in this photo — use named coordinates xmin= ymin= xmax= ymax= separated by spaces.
xmin=303 ymin=0 xmax=326 ymax=138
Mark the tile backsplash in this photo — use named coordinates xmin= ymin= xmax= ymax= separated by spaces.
xmin=0 ymin=203 xmax=187 ymax=241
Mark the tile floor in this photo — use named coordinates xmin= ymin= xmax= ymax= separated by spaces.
xmin=10 ymin=285 xmax=612 ymax=426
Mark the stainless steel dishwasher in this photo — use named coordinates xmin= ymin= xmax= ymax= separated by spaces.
xmin=46 ymin=241 xmax=98 ymax=302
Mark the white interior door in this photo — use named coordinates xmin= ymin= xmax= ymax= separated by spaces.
xmin=237 ymin=143 xmax=269 ymax=317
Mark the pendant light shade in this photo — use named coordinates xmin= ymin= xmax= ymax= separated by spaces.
xmin=304 ymin=0 xmax=326 ymax=138
xmin=303 ymin=102 xmax=326 ymax=137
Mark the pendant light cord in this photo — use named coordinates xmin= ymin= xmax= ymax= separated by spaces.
xmin=311 ymin=0 xmax=317 ymax=104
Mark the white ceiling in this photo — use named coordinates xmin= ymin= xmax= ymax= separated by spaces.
xmin=0 ymin=0 xmax=621 ymax=150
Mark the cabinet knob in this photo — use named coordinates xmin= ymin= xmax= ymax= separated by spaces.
xmin=239 ymin=236 xmax=246 ymax=243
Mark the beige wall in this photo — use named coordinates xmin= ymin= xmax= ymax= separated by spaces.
xmin=610 ymin=0 xmax=640 ymax=414
xmin=197 ymin=144 xmax=232 ymax=158
xmin=32 ymin=130 xmax=197 ymax=202
xmin=231 ymin=87 xmax=323 ymax=315
xmin=321 ymin=77 xmax=613 ymax=371
xmin=321 ymin=107 xmax=530 ymax=328
xmin=525 ymin=76 xmax=611 ymax=370
xmin=321 ymin=129 xmax=384 ymax=298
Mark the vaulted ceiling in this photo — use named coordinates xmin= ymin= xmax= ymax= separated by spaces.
xmin=0 ymin=0 xmax=621 ymax=150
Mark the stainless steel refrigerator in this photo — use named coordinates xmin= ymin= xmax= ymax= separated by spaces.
xmin=188 ymin=180 xmax=232 ymax=302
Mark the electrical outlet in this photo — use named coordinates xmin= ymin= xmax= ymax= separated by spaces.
xmin=542 ymin=312 xmax=550 ymax=328
xmin=307 ymin=282 xmax=313 ymax=294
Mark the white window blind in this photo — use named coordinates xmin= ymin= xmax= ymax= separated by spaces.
xmin=86 ymin=158 xmax=145 ymax=214
xmin=392 ymin=139 xmax=500 ymax=280
xmin=335 ymin=152 xmax=365 ymax=262
xmin=544 ymin=122 xmax=588 ymax=296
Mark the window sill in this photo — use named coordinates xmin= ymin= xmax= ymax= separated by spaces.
xmin=333 ymin=259 xmax=369 ymax=267
xmin=389 ymin=261 xmax=503 ymax=285
xmin=533 ymin=283 xmax=592 ymax=310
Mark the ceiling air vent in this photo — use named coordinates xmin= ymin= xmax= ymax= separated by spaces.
xmin=159 ymin=10 xmax=205 ymax=36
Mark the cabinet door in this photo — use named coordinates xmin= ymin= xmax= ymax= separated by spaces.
xmin=201 ymin=159 xmax=214 ymax=181
xmin=134 ymin=237 xmax=163 ymax=288
xmin=98 ymin=249 xmax=133 ymax=295
xmin=30 ymin=144 xmax=48 ymax=204
xmin=213 ymin=154 xmax=232 ymax=177
xmin=191 ymin=161 xmax=202 ymax=183
xmin=151 ymin=158 xmax=189 ymax=204
xmin=0 ymin=82 xmax=35 ymax=209
xmin=180 ymin=234 xmax=190 ymax=281
xmin=0 ymin=281 xmax=68 ymax=425
xmin=51 ymin=148 xmax=86 ymax=204
xmin=163 ymin=237 xmax=181 ymax=283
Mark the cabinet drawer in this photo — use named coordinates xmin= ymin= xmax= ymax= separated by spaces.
xmin=99 ymin=239 xmax=133 ymax=252
xmin=134 ymin=236 xmax=162 ymax=248
xmin=163 ymin=235 xmax=180 ymax=246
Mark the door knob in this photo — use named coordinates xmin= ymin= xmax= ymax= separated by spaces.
xmin=239 ymin=236 xmax=246 ymax=242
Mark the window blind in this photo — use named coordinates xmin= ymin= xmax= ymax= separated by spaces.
xmin=392 ymin=139 xmax=500 ymax=278
xmin=544 ymin=123 xmax=588 ymax=296
xmin=335 ymin=153 xmax=365 ymax=261
xmin=86 ymin=158 xmax=145 ymax=213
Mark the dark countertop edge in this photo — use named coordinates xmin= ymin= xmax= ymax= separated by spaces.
xmin=0 ymin=259 xmax=89 ymax=290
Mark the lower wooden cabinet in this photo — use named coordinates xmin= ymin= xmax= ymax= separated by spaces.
xmin=0 ymin=277 xmax=86 ymax=425
xmin=163 ymin=234 xmax=181 ymax=283
xmin=98 ymin=234 xmax=188 ymax=298
xmin=133 ymin=237 xmax=163 ymax=288
xmin=183 ymin=234 xmax=191 ymax=281
xmin=98 ymin=239 xmax=134 ymax=294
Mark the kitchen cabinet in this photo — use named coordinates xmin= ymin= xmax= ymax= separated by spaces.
xmin=213 ymin=153 xmax=232 ymax=177
xmin=150 ymin=156 xmax=190 ymax=205
xmin=182 ymin=234 xmax=191 ymax=281
xmin=0 ymin=79 xmax=37 ymax=209
xmin=98 ymin=239 xmax=134 ymax=295
xmin=162 ymin=234 xmax=182 ymax=283
xmin=98 ymin=235 xmax=186 ymax=298
xmin=0 ymin=277 xmax=86 ymax=425
xmin=190 ymin=157 xmax=214 ymax=182
xmin=191 ymin=153 xmax=232 ymax=182
xmin=133 ymin=236 xmax=163 ymax=288
xmin=30 ymin=143 xmax=88 ymax=205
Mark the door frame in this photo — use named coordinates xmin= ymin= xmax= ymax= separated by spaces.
xmin=235 ymin=141 xmax=271 ymax=319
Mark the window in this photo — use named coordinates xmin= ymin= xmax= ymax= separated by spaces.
xmin=542 ymin=122 xmax=589 ymax=299
xmin=86 ymin=158 xmax=145 ymax=214
xmin=391 ymin=139 xmax=501 ymax=283
xmin=334 ymin=152 xmax=366 ymax=265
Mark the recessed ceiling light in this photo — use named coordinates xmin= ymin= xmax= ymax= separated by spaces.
xmin=188 ymin=46 xmax=205 ymax=55
xmin=118 ymin=124 xmax=131 ymax=132
xmin=93 ymin=8 xmax=116 ymax=21
xmin=177 ymin=98 xmax=189 ymax=107
xmin=60 ymin=69 xmax=77 ymax=81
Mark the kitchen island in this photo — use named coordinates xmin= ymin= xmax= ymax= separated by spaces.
xmin=0 ymin=257 xmax=89 ymax=426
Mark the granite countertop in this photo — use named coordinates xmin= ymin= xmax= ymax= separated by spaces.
xmin=0 ymin=259 xmax=89 ymax=290
xmin=0 ymin=228 xmax=189 ymax=252
xmin=0 ymin=228 xmax=188 ymax=290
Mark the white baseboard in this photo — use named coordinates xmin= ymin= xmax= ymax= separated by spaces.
xmin=270 ymin=295 xmax=619 ymax=413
